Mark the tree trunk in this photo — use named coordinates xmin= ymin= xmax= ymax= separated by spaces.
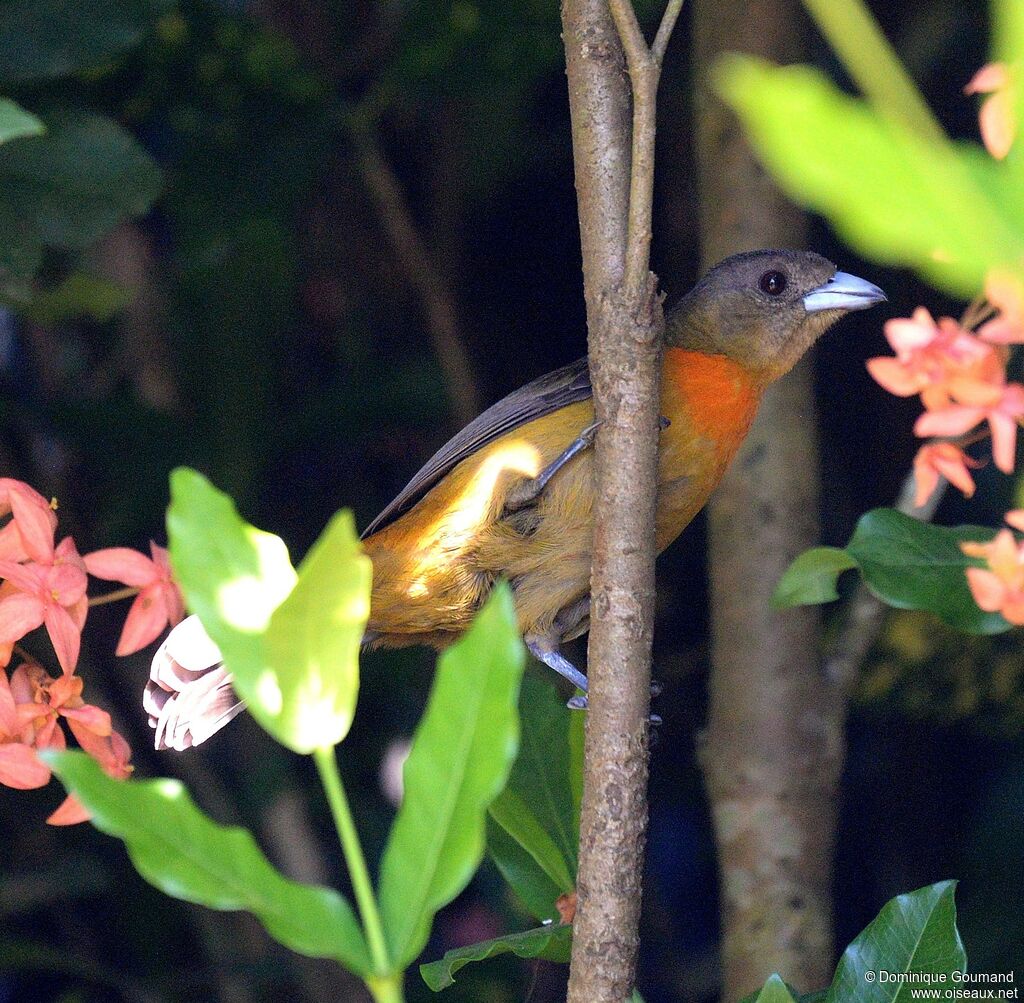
xmin=693 ymin=1 xmax=844 ymax=997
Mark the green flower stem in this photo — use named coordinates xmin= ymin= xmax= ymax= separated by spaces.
xmin=801 ymin=0 xmax=946 ymax=145
xmin=313 ymin=746 xmax=393 ymax=980
xmin=366 ymin=974 xmax=405 ymax=1003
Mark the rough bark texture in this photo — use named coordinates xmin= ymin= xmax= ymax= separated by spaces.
xmin=561 ymin=2 xmax=663 ymax=1000
xmin=693 ymin=1 xmax=844 ymax=997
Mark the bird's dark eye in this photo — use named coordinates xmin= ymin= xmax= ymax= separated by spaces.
xmin=759 ymin=270 xmax=787 ymax=296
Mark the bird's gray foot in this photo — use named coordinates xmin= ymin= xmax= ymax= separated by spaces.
xmin=526 ymin=637 xmax=588 ymax=693
xmin=505 ymin=421 xmax=602 ymax=513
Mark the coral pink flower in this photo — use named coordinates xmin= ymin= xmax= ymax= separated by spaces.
xmin=0 ymin=479 xmax=56 ymax=564
xmin=5 ymin=661 xmax=132 ymax=824
xmin=84 ymin=543 xmax=185 ymax=656
xmin=961 ymin=529 xmax=1024 ymax=623
xmin=912 ymin=443 xmax=981 ymax=507
xmin=965 ymin=62 xmax=1017 ymax=160
xmin=915 ymin=383 xmax=1024 ymax=474
xmin=0 ymin=668 xmax=50 ymax=789
xmin=867 ymin=308 xmax=1001 ymax=410
xmin=0 ymin=538 xmax=88 ymax=674
xmin=1006 ymin=509 xmax=1024 ymax=532
xmin=978 ymin=271 xmax=1024 ymax=345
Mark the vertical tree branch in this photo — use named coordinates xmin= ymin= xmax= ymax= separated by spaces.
xmin=693 ymin=1 xmax=842 ymax=997
xmin=562 ymin=2 xmax=680 ymax=999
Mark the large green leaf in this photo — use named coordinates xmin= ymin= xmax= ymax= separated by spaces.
xmin=486 ymin=816 xmax=564 ymax=923
xmin=167 ymin=468 xmax=370 ymax=753
xmin=716 ymin=57 xmax=1024 ymax=297
xmin=826 ymin=881 xmax=965 ymax=1002
xmin=45 ymin=751 xmax=371 ymax=975
xmin=378 ymin=585 xmax=526 ymax=969
xmin=262 ymin=510 xmax=370 ymax=753
xmin=0 ymin=111 xmax=161 ymax=252
xmin=0 ymin=99 xmax=43 ymax=146
xmin=487 ymin=673 xmax=578 ymax=896
xmin=0 ymin=0 xmax=172 ymax=84
xmin=419 ymin=922 xmax=571 ymax=992
xmin=774 ymin=509 xmax=1008 ymax=635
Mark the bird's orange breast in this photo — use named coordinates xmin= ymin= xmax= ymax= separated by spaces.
xmin=653 ymin=347 xmax=761 ymax=549
xmin=364 ymin=348 xmax=762 ymax=644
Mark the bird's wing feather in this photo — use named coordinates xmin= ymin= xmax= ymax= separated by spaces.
xmin=361 ymin=357 xmax=592 ymax=538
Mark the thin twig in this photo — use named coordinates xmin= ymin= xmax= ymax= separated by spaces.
xmin=348 ymin=113 xmax=481 ymax=427
xmin=651 ymin=0 xmax=686 ymax=66
xmin=88 ymin=586 xmax=140 ymax=608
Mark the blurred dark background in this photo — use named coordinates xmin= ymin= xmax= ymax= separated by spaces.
xmin=1 ymin=1 xmax=1021 ymax=1000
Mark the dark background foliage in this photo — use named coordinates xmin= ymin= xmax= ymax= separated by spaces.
xmin=0 ymin=1 xmax=1019 ymax=1000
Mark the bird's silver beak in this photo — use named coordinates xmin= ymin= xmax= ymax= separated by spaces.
xmin=802 ymin=271 xmax=887 ymax=313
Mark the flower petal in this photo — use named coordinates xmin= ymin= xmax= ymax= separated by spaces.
xmin=0 ymin=742 xmax=50 ymax=789
xmin=988 ymin=411 xmax=1019 ymax=473
xmin=914 ymin=406 xmax=986 ymax=438
xmin=6 ymin=482 xmax=56 ymax=564
xmin=0 ymin=593 xmax=45 ymax=644
xmin=60 ymin=703 xmax=112 ymax=737
xmin=965 ymin=567 xmax=1008 ymax=612
xmin=866 ymin=357 xmax=925 ymax=396
xmin=47 ymin=793 xmax=90 ymax=826
xmin=84 ymin=547 xmax=157 ymax=587
xmin=116 ymin=587 xmax=170 ymax=656
xmin=43 ymin=604 xmax=81 ymax=675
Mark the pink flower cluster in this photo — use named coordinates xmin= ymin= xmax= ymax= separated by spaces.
xmin=868 ymin=282 xmax=1024 ymax=507
xmin=0 ymin=478 xmax=185 ymax=824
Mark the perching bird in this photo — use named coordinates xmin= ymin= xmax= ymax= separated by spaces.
xmin=145 ymin=249 xmax=885 ymax=750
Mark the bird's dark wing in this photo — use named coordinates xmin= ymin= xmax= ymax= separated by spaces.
xmin=361 ymin=357 xmax=592 ymax=538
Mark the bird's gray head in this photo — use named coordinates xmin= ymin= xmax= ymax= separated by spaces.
xmin=666 ymin=249 xmax=887 ymax=383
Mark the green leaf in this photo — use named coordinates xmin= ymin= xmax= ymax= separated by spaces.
xmin=167 ymin=465 xmax=295 ymax=680
xmin=486 ymin=816 xmax=564 ymax=923
xmin=12 ymin=272 xmax=131 ymax=324
xmin=772 ymin=547 xmax=859 ymax=608
xmin=488 ymin=787 xmax=573 ymax=892
xmin=0 ymin=111 xmax=161 ymax=252
xmin=46 ymin=751 xmax=371 ymax=974
xmin=739 ymin=980 xmax=813 ymax=1003
xmin=0 ymin=0 xmax=172 ymax=84
xmin=755 ymin=975 xmax=799 ymax=1003
xmin=262 ymin=510 xmax=371 ymax=752
xmin=419 ymin=922 xmax=571 ymax=991
xmin=826 ymin=881 xmax=965 ymax=1002
xmin=846 ymin=510 xmax=1006 ymax=634
xmin=716 ymin=56 xmax=1024 ymax=297
xmin=378 ymin=584 xmax=526 ymax=969
xmin=0 ymin=99 xmax=43 ymax=145
xmin=775 ymin=510 xmax=1009 ymax=634
xmin=168 ymin=469 xmax=371 ymax=754
xmin=487 ymin=674 xmax=578 ymax=894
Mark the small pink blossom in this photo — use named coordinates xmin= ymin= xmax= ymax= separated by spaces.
xmin=965 ymin=62 xmax=1017 ymax=160
xmin=0 ymin=479 xmax=56 ymax=564
xmin=85 ymin=543 xmax=185 ymax=656
xmin=867 ymin=308 xmax=1002 ymax=410
xmin=912 ymin=443 xmax=981 ymax=507
xmin=961 ymin=529 xmax=1024 ymax=623
xmin=6 ymin=661 xmax=132 ymax=824
xmin=0 ymin=538 xmax=88 ymax=674
xmin=915 ymin=383 xmax=1024 ymax=473
xmin=978 ymin=271 xmax=1024 ymax=345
